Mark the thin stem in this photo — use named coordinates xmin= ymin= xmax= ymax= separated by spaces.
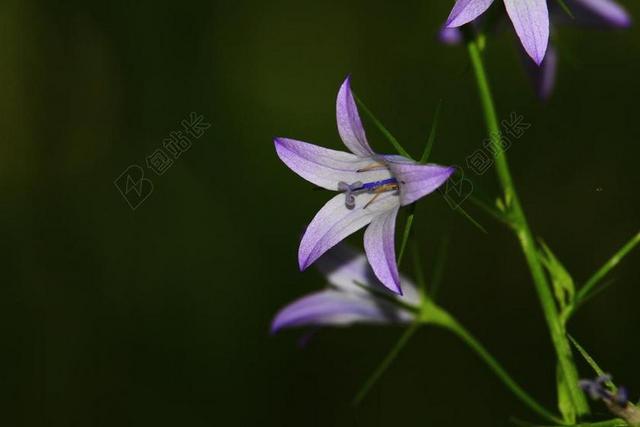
xmin=428 ymin=310 xmax=564 ymax=425
xmin=465 ymin=32 xmax=589 ymax=417
xmin=352 ymin=321 xmax=421 ymax=405
xmin=397 ymin=205 xmax=416 ymax=268
xmin=576 ymin=231 xmax=640 ymax=303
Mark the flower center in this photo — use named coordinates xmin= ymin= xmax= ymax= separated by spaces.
xmin=338 ymin=178 xmax=398 ymax=210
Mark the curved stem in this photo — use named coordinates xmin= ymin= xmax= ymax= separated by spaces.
xmin=464 ymin=33 xmax=589 ymax=418
xmin=423 ymin=305 xmax=564 ymax=425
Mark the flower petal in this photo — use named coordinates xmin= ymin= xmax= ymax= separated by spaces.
xmin=336 ymin=76 xmax=374 ymax=157
xmin=571 ymin=0 xmax=631 ymax=27
xmin=299 ymin=191 xmax=400 ymax=271
xmin=385 ymin=158 xmax=455 ymax=206
xmin=315 ymin=245 xmax=422 ymax=306
xmin=504 ymin=0 xmax=549 ymax=65
xmin=445 ymin=0 xmax=496 ymax=28
xmin=364 ymin=207 xmax=401 ymax=294
xmin=270 ymin=290 xmax=414 ymax=333
xmin=274 ymin=137 xmax=391 ymax=190
xmin=439 ymin=26 xmax=464 ymax=45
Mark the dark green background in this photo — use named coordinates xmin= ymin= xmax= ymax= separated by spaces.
xmin=2 ymin=0 xmax=639 ymax=425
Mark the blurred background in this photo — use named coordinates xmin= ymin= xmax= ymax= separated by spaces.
xmin=2 ymin=0 xmax=639 ymax=425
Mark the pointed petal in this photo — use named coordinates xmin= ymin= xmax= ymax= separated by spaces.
xmin=572 ymin=0 xmax=631 ymax=27
xmin=336 ymin=76 xmax=374 ymax=157
xmin=385 ymin=158 xmax=455 ymax=206
xmin=315 ymin=245 xmax=422 ymax=306
xmin=274 ymin=137 xmax=391 ymax=190
xmin=445 ymin=0 xmax=496 ymax=28
xmin=270 ymin=290 xmax=414 ymax=333
xmin=364 ymin=207 xmax=401 ymax=294
xmin=504 ymin=0 xmax=549 ymax=65
xmin=299 ymin=191 xmax=400 ymax=271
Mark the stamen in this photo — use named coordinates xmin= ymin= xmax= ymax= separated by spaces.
xmin=338 ymin=178 xmax=398 ymax=209
xmin=357 ymin=162 xmax=387 ymax=173
xmin=363 ymin=192 xmax=382 ymax=209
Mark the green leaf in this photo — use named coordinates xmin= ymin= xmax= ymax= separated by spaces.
xmin=576 ymin=231 xmax=640 ymax=305
xmin=429 ymin=236 xmax=449 ymax=301
xmin=352 ymin=321 xmax=420 ymax=406
xmin=441 ymin=193 xmax=488 ymax=234
xmin=538 ymin=240 xmax=575 ymax=312
xmin=571 ymin=279 xmax=616 ymax=315
xmin=557 ymin=362 xmax=577 ymax=424
xmin=420 ymin=99 xmax=442 ymax=164
xmin=568 ymin=335 xmax=616 ymax=392
xmin=353 ymin=93 xmax=414 ymax=160
xmin=468 ymin=194 xmax=512 ymax=226
xmin=554 ymin=0 xmax=575 ymax=19
xmin=396 ymin=205 xmax=416 ymax=268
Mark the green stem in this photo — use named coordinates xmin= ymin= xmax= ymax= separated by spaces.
xmin=576 ymin=231 xmax=640 ymax=303
xmin=422 ymin=303 xmax=564 ymax=425
xmin=465 ymin=34 xmax=589 ymax=417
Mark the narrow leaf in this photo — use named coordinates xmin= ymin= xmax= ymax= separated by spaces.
xmin=353 ymin=93 xmax=414 ymax=160
xmin=576 ymin=231 xmax=640 ymax=304
xmin=468 ymin=194 xmax=512 ymax=226
xmin=430 ymin=236 xmax=449 ymax=301
xmin=442 ymin=194 xmax=488 ymax=234
xmin=352 ymin=321 xmax=420 ymax=405
xmin=420 ymin=99 xmax=442 ymax=164
xmin=570 ymin=279 xmax=616 ymax=316
xmin=397 ymin=205 xmax=416 ymax=268
xmin=411 ymin=242 xmax=428 ymax=294
xmin=568 ymin=335 xmax=616 ymax=391
xmin=554 ymin=0 xmax=575 ymax=19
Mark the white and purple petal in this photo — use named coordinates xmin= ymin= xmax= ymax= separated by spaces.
xmin=274 ymin=137 xmax=391 ymax=190
xmin=298 ymin=191 xmax=400 ymax=271
xmin=439 ymin=26 xmax=464 ymax=45
xmin=504 ymin=0 xmax=549 ymax=65
xmin=570 ymin=0 xmax=631 ymax=27
xmin=336 ymin=76 xmax=375 ymax=157
xmin=445 ymin=0 xmax=496 ymax=28
xmin=270 ymin=290 xmax=415 ymax=333
xmin=364 ymin=207 xmax=401 ymax=294
xmin=315 ymin=245 xmax=422 ymax=306
xmin=385 ymin=158 xmax=455 ymax=206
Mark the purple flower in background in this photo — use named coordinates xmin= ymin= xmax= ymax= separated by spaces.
xmin=440 ymin=0 xmax=631 ymax=98
xmin=271 ymin=245 xmax=421 ymax=334
xmin=445 ymin=0 xmax=551 ymax=64
xmin=444 ymin=0 xmax=631 ymax=65
xmin=274 ymin=77 xmax=454 ymax=294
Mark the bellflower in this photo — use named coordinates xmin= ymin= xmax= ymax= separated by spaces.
xmin=274 ymin=77 xmax=454 ymax=294
xmin=444 ymin=0 xmax=631 ymax=65
xmin=445 ymin=0 xmax=552 ymax=64
xmin=271 ymin=245 xmax=420 ymax=334
xmin=440 ymin=0 xmax=631 ymax=98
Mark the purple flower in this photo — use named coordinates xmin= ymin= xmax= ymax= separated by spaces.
xmin=271 ymin=244 xmax=421 ymax=334
xmin=444 ymin=0 xmax=631 ymax=65
xmin=274 ymin=77 xmax=454 ymax=294
xmin=440 ymin=0 xmax=631 ymax=98
xmin=445 ymin=0 xmax=551 ymax=65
